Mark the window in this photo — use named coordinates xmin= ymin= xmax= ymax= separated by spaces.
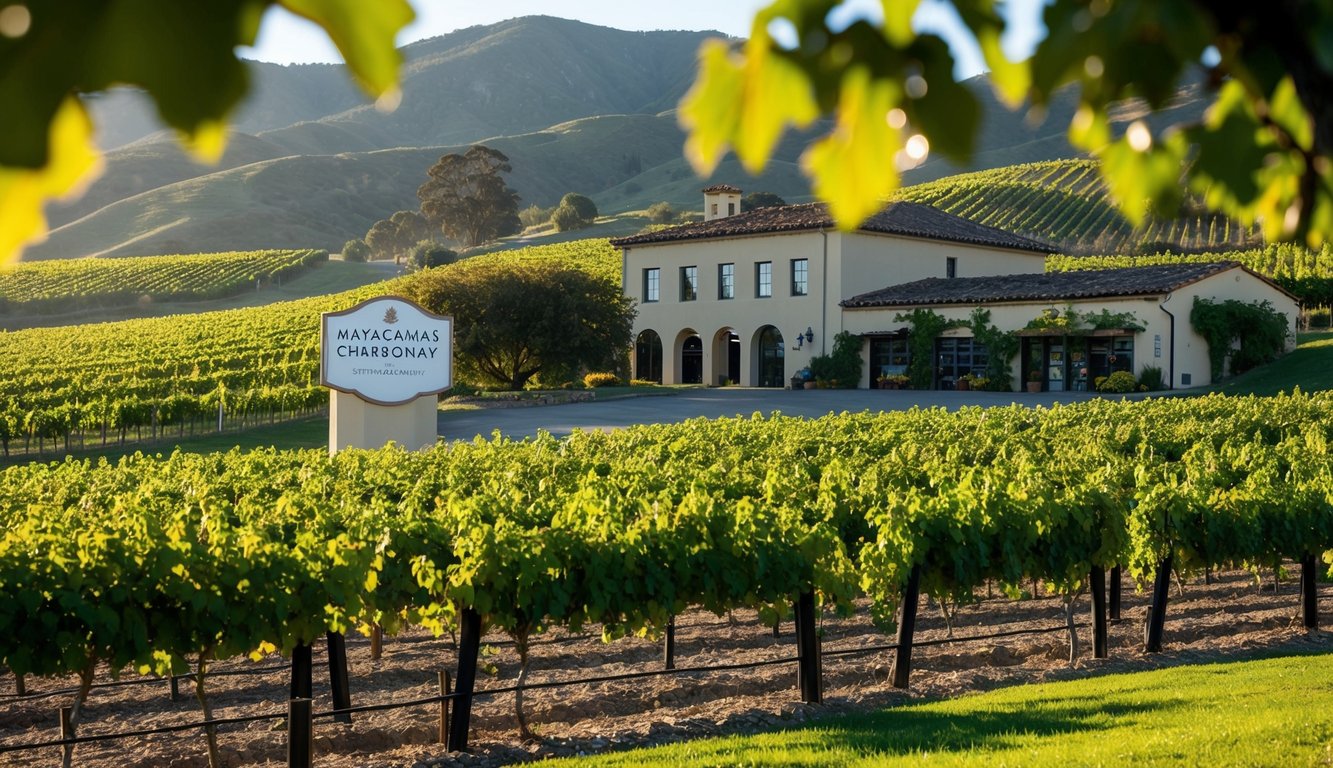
xmin=935 ymin=337 xmax=989 ymax=390
xmin=728 ymin=202 xmax=736 ymax=216
xmin=946 ymin=257 xmax=957 ymax=279
xmin=718 ymin=263 xmax=734 ymax=299
xmin=643 ymin=267 xmax=659 ymax=302
xmin=680 ymin=265 xmax=698 ymax=301
xmin=870 ymin=337 xmax=910 ymax=377
xmin=710 ymin=202 xmax=718 ymax=216
xmin=791 ymin=258 xmax=809 ymax=296
xmin=756 ymin=261 xmax=772 ymax=297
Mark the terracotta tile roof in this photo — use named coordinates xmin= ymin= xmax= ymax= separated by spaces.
xmin=611 ymin=201 xmax=1053 ymax=253
xmin=701 ymin=184 xmax=742 ymax=193
xmin=842 ymin=262 xmax=1240 ymax=308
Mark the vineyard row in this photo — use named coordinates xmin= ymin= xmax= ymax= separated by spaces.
xmin=3 ymin=392 xmax=1330 ymax=685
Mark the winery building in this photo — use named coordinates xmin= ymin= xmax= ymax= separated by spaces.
xmin=612 ymin=187 xmax=1299 ymax=390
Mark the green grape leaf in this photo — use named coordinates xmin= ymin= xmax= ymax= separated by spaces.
xmin=279 ymin=0 xmax=414 ymax=100
xmin=802 ymin=66 xmax=903 ymax=228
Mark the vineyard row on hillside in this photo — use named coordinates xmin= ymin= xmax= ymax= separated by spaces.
xmin=0 ymin=250 xmax=327 ymax=315
xmin=0 ymin=240 xmax=620 ymax=455
xmin=1048 ymin=243 xmax=1333 ymax=307
xmin=2 ymin=393 xmax=1329 ymax=685
xmin=897 ymin=160 xmax=1260 ymax=255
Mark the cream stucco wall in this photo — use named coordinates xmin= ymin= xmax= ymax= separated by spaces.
xmin=838 ymin=232 xmax=1046 ymax=307
xmin=841 ymin=266 xmax=1298 ymax=390
xmin=1161 ymin=268 xmax=1300 ymax=388
xmin=622 ymin=229 xmax=1295 ymax=391
xmin=703 ymin=190 xmax=743 ymax=221
xmin=844 ymin=296 xmax=1172 ymax=389
xmin=624 ymin=230 xmax=1051 ymax=387
xmin=624 ymin=232 xmax=829 ymax=386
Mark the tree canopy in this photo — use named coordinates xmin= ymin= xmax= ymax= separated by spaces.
xmin=365 ymin=209 xmax=433 ymax=261
xmin=405 ymin=260 xmax=635 ymax=390
xmin=341 ymin=238 xmax=370 ymax=262
xmin=681 ymin=1 xmax=1333 ymax=248
xmin=741 ymin=191 xmax=786 ymax=212
xmin=645 ymin=201 xmax=677 ymax=225
xmin=417 ymin=146 xmax=522 ymax=249
xmin=558 ymin=193 xmax=598 ymax=225
xmin=0 ymin=0 xmax=413 ymax=264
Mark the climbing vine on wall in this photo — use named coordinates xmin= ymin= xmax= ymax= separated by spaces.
xmin=895 ymin=308 xmax=965 ymax=389
xmin=1024 ymin=306 xmax=1146 ymax=333
xmin=1189 ymin=298 xmax=1290 ymax=379
xmin=967 ymin=308 xmax=1019 ymax=391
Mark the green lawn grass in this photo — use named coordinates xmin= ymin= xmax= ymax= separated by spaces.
xmin=1209 ymin=330 xmax=1333 ymax=396
xmin=554 ymin=652 xmax=1333 ymax=768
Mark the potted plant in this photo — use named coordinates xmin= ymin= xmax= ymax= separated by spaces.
xmin=956 ymin=374 xmax=970 ymax=391
xmin=1027 ymin=369 xmax=1042 ymax=393
xmin=883 ymin=374 xmax=909 ymax=390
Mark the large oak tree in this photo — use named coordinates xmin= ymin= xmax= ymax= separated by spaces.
xmin=417 ymin=145 xmax=522 ymax=249
xmin=406 ymin=259 xmax=634 ymax=390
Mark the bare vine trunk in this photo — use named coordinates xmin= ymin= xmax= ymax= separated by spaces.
xmin=61 ymin=661 xmax=95 ymax=768
xmin=1064 ymin=590 xmax=1082 ymax=666
xmin=194 ymin=652 xmax=222 ymax=768
xmin=513 ymin=628 xmax=534 ymax=740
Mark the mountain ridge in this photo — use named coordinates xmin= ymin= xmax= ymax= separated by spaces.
xmin=41 ymin=15 xmax=1214 ymax=259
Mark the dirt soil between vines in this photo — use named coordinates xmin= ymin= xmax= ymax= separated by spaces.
xmin=2 ymin=569 xmax=1329 ymax=768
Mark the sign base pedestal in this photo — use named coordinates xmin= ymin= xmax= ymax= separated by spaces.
xmin=329 ymin=391 xmax=437 ymax=454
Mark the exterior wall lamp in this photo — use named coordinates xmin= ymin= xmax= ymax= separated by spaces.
xmin=792 ymin=327 xmax=815 ymax=350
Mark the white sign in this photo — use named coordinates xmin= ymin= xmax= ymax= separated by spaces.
xmin=321 ymin=296 xmax=453 ymax=406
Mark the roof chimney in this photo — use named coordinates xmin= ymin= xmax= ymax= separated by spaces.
xmin=702 ymin=184 xmax=742 ymax=221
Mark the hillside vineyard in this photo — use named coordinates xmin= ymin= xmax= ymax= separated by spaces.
xmin=0 ymin=249 xmax=326 ymax=315
xmin=1 ymin=393 xmax=1329 ymax=679
xmin=0 ymin=240 xmax=618 ymax=456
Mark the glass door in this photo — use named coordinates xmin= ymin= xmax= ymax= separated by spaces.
xmin=1046 ymin=341 xmax=1065 ymax=392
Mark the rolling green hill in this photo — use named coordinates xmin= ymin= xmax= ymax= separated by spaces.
xmin=59 ymin=18 xmax=721 ymax=224
xmin=30 ymin=113 xmax=814 ymax=259
xmin=48 ymin=16 xmax=1222 ymax=260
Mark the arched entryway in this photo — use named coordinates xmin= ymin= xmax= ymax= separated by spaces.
xmin=680 ymin=334 xmax=703 ymax=384
xmin=753 ymin=325 xmax=785 ymax=387
xmin=634 ymin=329 xmax=663 ymax=383
xmin=710 ymin=328 xmax=741 ymax=386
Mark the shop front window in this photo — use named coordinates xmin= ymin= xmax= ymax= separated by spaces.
xmin=935 ymin=337 xmax=988 ymax=390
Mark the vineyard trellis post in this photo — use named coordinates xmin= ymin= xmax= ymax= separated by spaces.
xmin=794 ymin=591 xmax=822 ymax=703
xmin=1090 ymin=566 xmax=1108 ymax=658
xmin=59 ymin=705 xmax=73 ymax=767
xmin=447 ymin=608 xmax=482 ymax=753
xmin=437 ymin=671 xmax=451 ymax=745
xmin=326 ymin=632 xmax=352 ymax=724
xmin=287 ymin=697 xmax=313 ymax=768
xmin=291 ymin=643 xmax=312 ymax=700
xmin=663 ymin=617 xmax=675 ymax=671
xmin=890 ymin=565 xmax=922 ymax=689
xmin=1109 ymin=565 xmax=1122 ymax=620
xmin=1301 ymin=553 xmax=1320 ymax=630
xmin=1144 ymin=555 xmax=1173 ymax=652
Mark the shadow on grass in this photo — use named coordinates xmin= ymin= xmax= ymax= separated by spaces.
xmin=761 ymin=697 xmax=1173 ymax=759
xmin=670 ymin=647 xmax=1332 ymax=764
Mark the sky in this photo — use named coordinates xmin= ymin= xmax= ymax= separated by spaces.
xmin=243 ymin=0 xmax=1048 ymax=80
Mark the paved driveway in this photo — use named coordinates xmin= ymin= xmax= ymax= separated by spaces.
xmin=437 ymin=388 xmax=1107 ymax=442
